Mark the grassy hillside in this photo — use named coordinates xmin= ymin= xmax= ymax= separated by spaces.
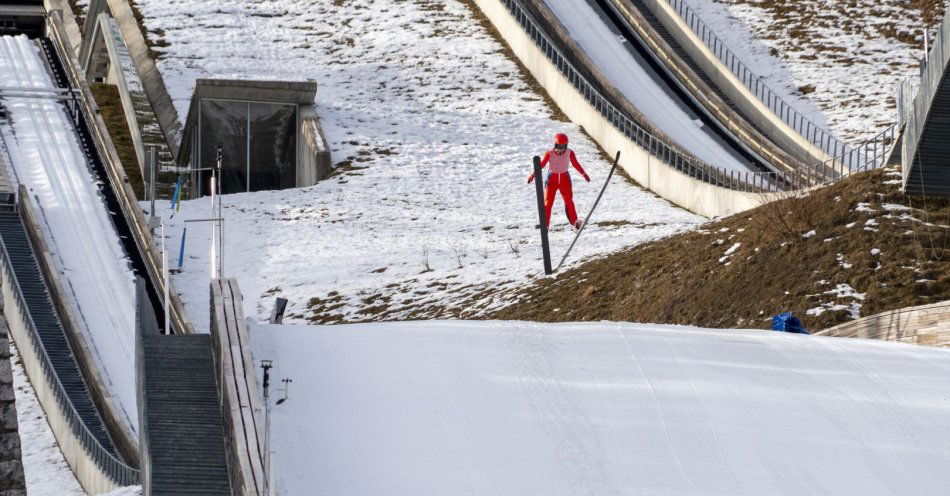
xmin=490 ymin=167 xmax=950 ymax=330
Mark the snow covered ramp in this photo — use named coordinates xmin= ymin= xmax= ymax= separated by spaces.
xmin=0 ymin=35 xmax=137 ymax=431
xmin=251 ymin=321 xmax=950 ymax=495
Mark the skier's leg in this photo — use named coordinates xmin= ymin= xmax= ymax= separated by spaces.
xmin=561 ymin=173 xmax=578 ymax=225
xmin=544 ymin=172 xmax=557 ymax=226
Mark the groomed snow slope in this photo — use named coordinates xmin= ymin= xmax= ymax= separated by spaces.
xmin=251 ymin=320 xmax=950 ymax=496
xmin=0 ymin=36 xmax=138 ymax=433
xmin=138 ymin=0 xmax=702 ymax=328
xmin=545 ymin=0 xmax=754 ymax=172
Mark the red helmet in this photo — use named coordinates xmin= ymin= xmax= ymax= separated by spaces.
xmin=554 ymin=133 xmax=569 ymax=145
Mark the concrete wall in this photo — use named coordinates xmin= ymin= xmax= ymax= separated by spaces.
xmin=297 ymin=105 xmax=332 ymax=187
xmin=210 ymin=278 xmax=267 ymax=496
xmin=473 ymin=0 xmax=761 ymax=218
xmin=85 ymin=13 xmax=148 ymax=175
xmin=816 ymin=300 xmax=950 ymax=347
xmin=0 ymin=263 xmax=121 ymax=495
xmin=81 ymin=0 xmax=182 ymax=154
xmin=44 ymin=0 xmax=83 ymax=54
xmin=0 ymin=315 xmax=26 ymax=496
xmin=639 ymin=0 xmax=830 ymax=165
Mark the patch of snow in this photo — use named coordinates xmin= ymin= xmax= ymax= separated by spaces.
xmin=882 ymin=203 xmax=912 ymax=212
xmin=883 ymin=180 xmax=903 ymax=185
xmin=809 ymin=284 xmax=865 ymax=319
xmin=845 ymin=222 xmax=856 ymax=228
xmin=100 ymin=487 xmax=143 ymax=496
xmin=806 ymin=302 xmax=861 ymax=319
xmin=856 ymin=203 xmax=875 ymax=213
xmin=249 ymin=319 xmax=950 ymax=495
xmin=871 ymin=248 xmax=881 ymax=256
xmin=836 ymin=254 xmax=853 ymax=269
xmin=865 ymin=218 xmax=879 ymax=227
xmin=802 ymin=230 xmax=816 ymax=238
xmin=719 ymin=242 xmax=741 ymax=262
xmin=824 ymin=283 xmax=865 ymax=301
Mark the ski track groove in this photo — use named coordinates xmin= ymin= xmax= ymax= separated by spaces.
xmin=614 ymin=325 xmax=701 ymax=495
xmin=663 ymin=337 xmax=744 ymax=495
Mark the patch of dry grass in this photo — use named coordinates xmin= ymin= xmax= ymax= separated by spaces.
xmin=90 ymin=83 xmax=145 ymax=198
xmin=489 ymin=168 xmax=950 ymax=330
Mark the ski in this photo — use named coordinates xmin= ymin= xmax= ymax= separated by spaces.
xmin=555 ymin=150 xmax=620 ymax=272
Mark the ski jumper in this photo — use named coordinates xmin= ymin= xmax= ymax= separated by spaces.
xmin=533 ymin=148 xmax=588 ymax=226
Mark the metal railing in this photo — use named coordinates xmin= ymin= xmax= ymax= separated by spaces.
xmin=901 ymin=7 xmax=950 ymax=182
xmin=660 ymin=0 xmax=895 ymax=173
xmin=0 ymin=217 xmax=140 ymax=486
xmin=45 ymin=12 xmax=195 ymax=334
xmin=499 ymin=0 xmax=894 ymax=193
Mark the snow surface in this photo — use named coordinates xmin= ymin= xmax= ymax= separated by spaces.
xmin=250 ymin=320 xmax=950 ymax=495
xmin=137 ymin=0 xmax=702 ymax=328
xmin=544 ymin=0 xmax=755 ymax=172
xmin=0 ymin=36 xmax=138 ymax=432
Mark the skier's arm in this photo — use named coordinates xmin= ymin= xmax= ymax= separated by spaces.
xmin=528 ymin=152 xmax=550 ymax=183
xmin=570 ymin=151 xmax=590 ymax=182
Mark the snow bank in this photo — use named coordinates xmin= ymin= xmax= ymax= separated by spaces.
xmin=250 ymin=320 xmax=950 ymax=495
xmin=138 ymin=0 xmax=702 ymax=328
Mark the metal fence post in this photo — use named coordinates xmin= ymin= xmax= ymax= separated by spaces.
xmin=533 ymin=156 xmax=552 ymax=275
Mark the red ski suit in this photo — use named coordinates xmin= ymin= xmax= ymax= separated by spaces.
xmin=528 ymin=148 xmax=589 ymax=226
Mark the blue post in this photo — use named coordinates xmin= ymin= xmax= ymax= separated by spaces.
xmin=170 ymin=176 xmax=183 ymax=212
xmin=177 ymin=227 xmax=187 ymax=270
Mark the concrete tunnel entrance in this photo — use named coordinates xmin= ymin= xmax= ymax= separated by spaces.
xmin=177 ymin=79 xmax=331 ymax=198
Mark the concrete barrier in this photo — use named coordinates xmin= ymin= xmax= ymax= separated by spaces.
xmin=210 ymin=278 xmax=267 ymax=496
xmin=601 ymin=0 xmax=806 ymax=174
xmin=82 ymin=13 xmax=148 ymax=174
xmin=80 ymin=0 xmax=181 ymax=155
xmin=473 ymin=0 xmax=760 ymax=217
xmin=816 ymin=300 xmax=950 ymax=347
xmin=298 ymin=105 xmax=332 ymax=185
xmin=43 ymin=0 xmax=83 ymax=55
xmin=0 ymin=260 xmax=126 ymax=495
xmin=638 ymin=0 xmax=830 ymax=165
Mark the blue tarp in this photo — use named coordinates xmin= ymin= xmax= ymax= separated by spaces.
xmin=772 ymin=312 xmax=808 ymax=334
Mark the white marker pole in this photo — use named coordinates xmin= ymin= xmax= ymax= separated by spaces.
xmin=210 ymin=173 xmax=217 ymax=279
xmin=161 ymin=213 xmax=169 ymax=334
